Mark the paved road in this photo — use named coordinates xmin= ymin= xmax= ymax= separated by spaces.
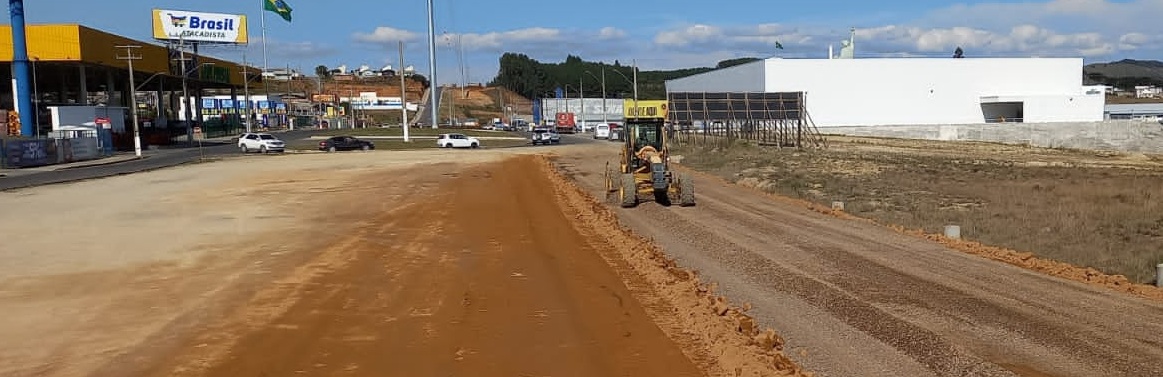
xmin=414 ymin=86 xmax=444 ymax=126
xmin=0 ymin=130 xmax=318 ymax=191
xmin=0 ymin=144 xmax=234 ymax=191
xmin=0 ymin=130 xmax=603 ymax=191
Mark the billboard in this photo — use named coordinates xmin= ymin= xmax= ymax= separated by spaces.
xmin=624 ymin=99 xmax=668 ymax=120
xmin=152 ymin=9 xmax=248 ymax=44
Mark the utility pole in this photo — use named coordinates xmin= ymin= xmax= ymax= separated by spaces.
xmin=601 ymin=69 xmax=607 ymax=124
xmin=579 ymin=77 xmax=585 ymax=131
xmin=632 ymin=59 xmax=639 ymax=119
xmin=116 ymin=45 xmax=143 ymax=157
xmin=242 ymin=48 xmax=252 ymax=133
xmin=399 ymin=40 xmax=409 ymax=142
xmin=177 ymin=35 xmax=194 ymax=144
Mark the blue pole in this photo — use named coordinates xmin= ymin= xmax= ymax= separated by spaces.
xmin=9 ymin=0 xmax=34 ymax=136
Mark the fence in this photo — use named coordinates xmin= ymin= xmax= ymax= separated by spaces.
xmin=2 ymin=134 xmax=112 ymax=168
xmin=667 ymin=91 xmax=826 ymax=149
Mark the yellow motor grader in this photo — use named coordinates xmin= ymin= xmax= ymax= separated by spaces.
xmin=603 ymin=115 xmax=694 ymax=208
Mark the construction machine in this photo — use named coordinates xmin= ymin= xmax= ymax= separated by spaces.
xmin=603 ymin=111 xmax=694 ymax=208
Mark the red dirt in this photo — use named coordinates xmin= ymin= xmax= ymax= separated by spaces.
xmin=130 ymin=155 xmax=807 ymax=377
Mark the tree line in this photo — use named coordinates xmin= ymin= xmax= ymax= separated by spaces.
xmin=488 ymin=53 xmax=761 ymax=100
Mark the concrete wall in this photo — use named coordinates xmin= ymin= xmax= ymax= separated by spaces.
xmin=665 ymin=60 xmax=767 ymax=93
xmin=822 ymin=120 xmax=1163 ymax=153
xmin=761 ymin=58 xmax=1098 ymax=127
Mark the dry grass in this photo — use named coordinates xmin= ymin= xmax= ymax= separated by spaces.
xmin=674 ymin=138 xmax=1163 ymax=283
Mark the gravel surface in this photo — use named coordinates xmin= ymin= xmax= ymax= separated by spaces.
xmin=559 ymin=142 xmax=1163 ymax=377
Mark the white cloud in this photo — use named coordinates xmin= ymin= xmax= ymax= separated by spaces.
xmin=598 ymin=27 xmax=626 ymax=40
xmin=644 ymin=0 xmax=1163 ymax=63
xmin=345 ymin=0 xmax=1163 ymax=84
xmin=353 ymin=26 xmax=421 ymax=44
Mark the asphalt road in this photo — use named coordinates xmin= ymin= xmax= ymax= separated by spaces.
xmin=0 ymin=130 xmax=319 ymax=191
xmin=0 ymin=130 xmax=606 ymax=191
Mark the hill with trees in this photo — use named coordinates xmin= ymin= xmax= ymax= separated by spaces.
xmin=488 ymin=53 xmax=762 ymax=100
xmin=1084 ymin=59 xmax=1163 ymax=89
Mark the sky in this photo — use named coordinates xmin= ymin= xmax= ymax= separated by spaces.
xmin=11 ymin=0 xmax=1163 ymax=85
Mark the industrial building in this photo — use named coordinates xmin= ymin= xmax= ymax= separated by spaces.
xmin=665 ymin=57 xmax=1106 ymax=128
xmin=1104 ymin=103 xmax=1163 ymax=121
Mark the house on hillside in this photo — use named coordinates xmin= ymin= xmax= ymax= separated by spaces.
xmin=1134 ymin=85 xmax=1161 ymax=98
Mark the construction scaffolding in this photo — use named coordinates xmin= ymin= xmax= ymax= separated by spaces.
xmin=667 ymin=91 xmax=825 ymax=149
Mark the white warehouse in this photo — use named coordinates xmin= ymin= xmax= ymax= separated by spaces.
xmin=665 ymin=57 xmax=1106 ymax=127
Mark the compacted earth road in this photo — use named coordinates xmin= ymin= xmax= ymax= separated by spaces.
xmin=2 ymin=140 xmax=1161 ymax=377
xmin=560 ymin=141 xmax=1163 ymax=377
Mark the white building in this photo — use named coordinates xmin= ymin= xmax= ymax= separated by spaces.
xmin=665 ymin=57 xmax=1106 ymax=127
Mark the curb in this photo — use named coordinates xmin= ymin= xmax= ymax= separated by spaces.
xmin=53 ymin=156 xmax=151 ymax=171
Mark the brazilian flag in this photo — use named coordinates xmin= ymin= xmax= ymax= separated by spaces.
xmin=264 ymin=0 xmax=293 ymax=22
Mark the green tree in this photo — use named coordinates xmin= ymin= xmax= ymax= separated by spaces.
xmin=314 ymin=65 xmax=330 ymax=78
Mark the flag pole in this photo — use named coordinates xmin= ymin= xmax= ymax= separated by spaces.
xmin=260 ymin=0 xmax=269 ymax=75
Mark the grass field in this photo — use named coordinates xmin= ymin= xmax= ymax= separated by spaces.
xmin=674 ymin=136 xmax=1163 ymax=283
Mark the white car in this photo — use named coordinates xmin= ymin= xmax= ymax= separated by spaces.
xmin=238 ymin=132 xmax=285 ymax=153
xmin=594 ymin=124 xmax=610 ymax=139
xmin=436 ymin=133 xmax=481 ymax=148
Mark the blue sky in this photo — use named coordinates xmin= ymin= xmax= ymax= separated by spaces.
xmin=12 ymin=0 xmax=1163 ymax=85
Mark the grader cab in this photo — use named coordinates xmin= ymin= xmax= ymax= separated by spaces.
xmin=604 ymin=116 xmax=695 ymax=208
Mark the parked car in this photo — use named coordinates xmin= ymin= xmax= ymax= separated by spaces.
xmin=594 ymin=124 xmax=610 ymax=139
xmin=238 ymin=132 xmax=285 ymax=153
xmin=531 ymin=128 xmax=561 ymax=145
xmin=437 ymin=133 xmax=481 ymax=148
xmin=608 ymin=123 xmax=623 ymax=141
xmin=318 ymin=136 xmax=375 ymax=152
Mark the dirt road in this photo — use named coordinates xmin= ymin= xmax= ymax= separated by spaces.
xmin=136 ymin=155 xmax=709 ymax=377
xmin=561 ymin=141 xmax=1163 ymax=377
xmin=1 ymin=148 xmax=807 ymax=377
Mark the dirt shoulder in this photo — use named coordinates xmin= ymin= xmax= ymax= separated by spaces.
xmin=555 ymin=141 xmax=1163 ymax=377
xmin=673 ymin=136 xmax=1163 ymax=284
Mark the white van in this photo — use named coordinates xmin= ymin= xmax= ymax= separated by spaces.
xmin=594 ymin=124 xmax=610 ymax=139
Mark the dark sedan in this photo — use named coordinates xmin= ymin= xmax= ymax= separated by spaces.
xmin=318 ymin=136 xmax=375 ymax=152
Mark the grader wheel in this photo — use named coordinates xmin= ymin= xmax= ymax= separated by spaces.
xmin=619 ymin=174 xmax=638 ymax=208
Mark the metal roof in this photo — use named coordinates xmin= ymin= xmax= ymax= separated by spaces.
xmin=1104 ymin=103 xmax=1163 ymax=114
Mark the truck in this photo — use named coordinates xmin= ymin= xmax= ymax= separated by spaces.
xmin=554 ymin=112 xmax=576 ymax=134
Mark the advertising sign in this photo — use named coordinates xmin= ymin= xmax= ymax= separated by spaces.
xmin=4 ymin=139 xmax=54 ymax=168
xmin=152 ymin=9 xmax=249 ymax=44
xmin=624 ymin=99 xmax=669 ymax=120
xmin=71 ymin=138 xmax=100 ymax=160
xmin=94 ymin=117 xmax=111 ymax=129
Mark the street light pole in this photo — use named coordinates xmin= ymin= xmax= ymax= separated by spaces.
xmin=116 ymin=45 xmax=143 ymax=157
xmin=399 ymin=40 xmax=409 ymax=142
xmin=584 ymin=70 xmax=606 ymax=125
xmin=426 ymin=0 xmax=439 ymax=129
